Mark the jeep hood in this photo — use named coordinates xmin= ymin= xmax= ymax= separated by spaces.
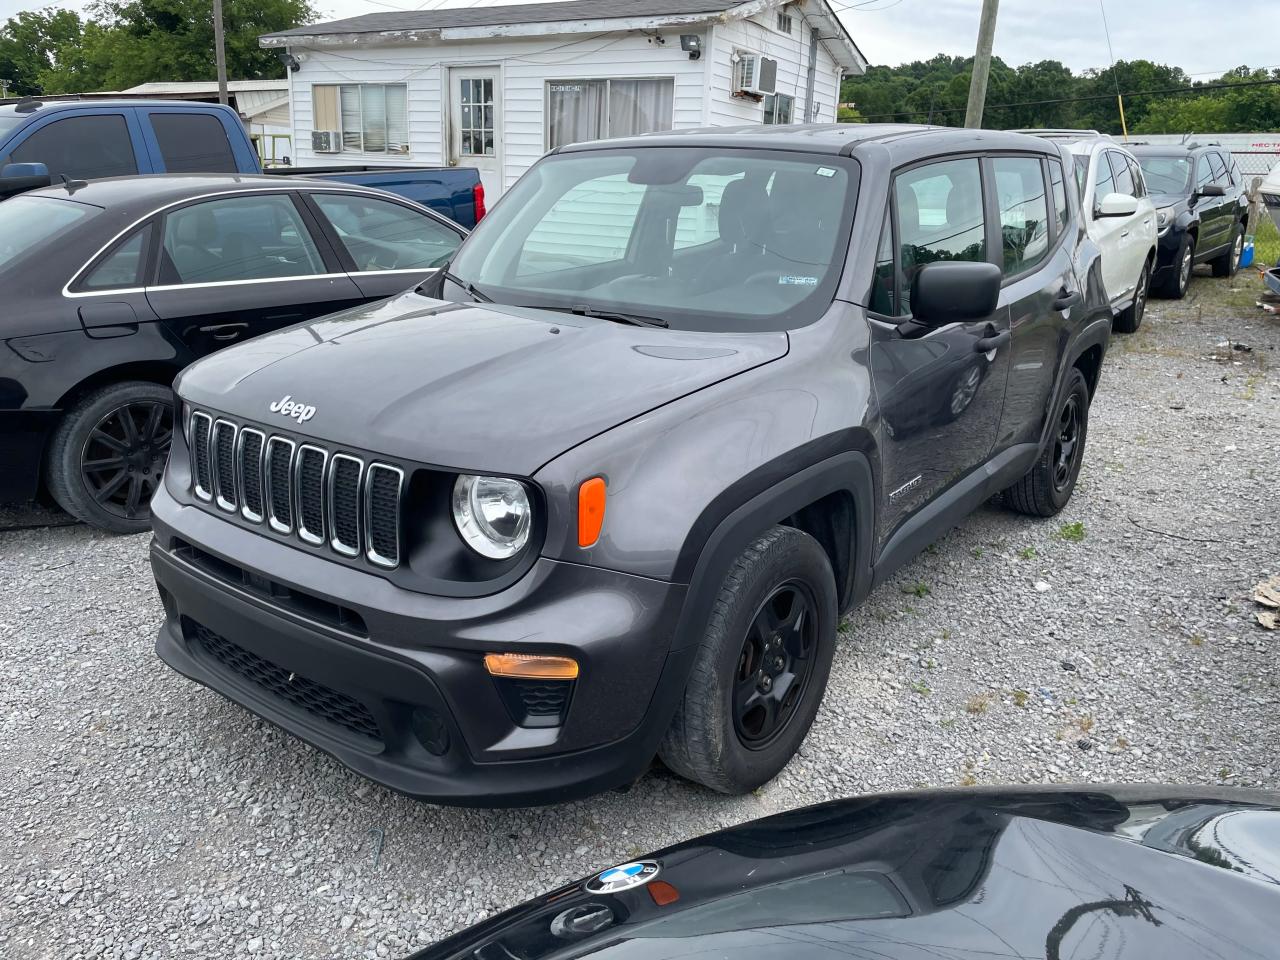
xmin=176 ymin=291 xmax=788 ymax=475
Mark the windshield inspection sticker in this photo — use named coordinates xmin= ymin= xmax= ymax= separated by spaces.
xmin=779 ymin=275 xmax=819 ymax=286
xmin=584 ymin=860 xmax=661 ymax=894
xmin=815 ymin=166 xmax=837 ymax=177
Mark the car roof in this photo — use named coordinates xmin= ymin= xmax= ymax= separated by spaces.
xmin=0 ymin=98 xmax=233 ymax=119
xmin=557 ymin=123 xmax=1065 ymax=162
xmin=19 ymin=173 xmax=367 ymax=213
xmin=1129 ymin=143 xmax=1222 ymax=155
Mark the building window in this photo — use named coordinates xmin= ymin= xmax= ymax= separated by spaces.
xmin=763 ymin=93 xmax=794 ymax=125
xmin=546 ymin=78 xmax=674 ymax=149
xmin=312 ymin=84 xmax=409 ymax=154
xmin=777 ymin=10 xmax=794 ymax=33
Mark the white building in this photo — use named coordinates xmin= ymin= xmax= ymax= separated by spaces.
xmin=259 ymin=0 xmax=866 ymax=198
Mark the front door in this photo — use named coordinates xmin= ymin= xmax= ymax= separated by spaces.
xmin=449 ymin=68 xmax=502 ymax=200
xmin=869 ymin=156 xmax=1011 ymax=545
xmin=1089 ymin=149 xmax=1143 ymax=305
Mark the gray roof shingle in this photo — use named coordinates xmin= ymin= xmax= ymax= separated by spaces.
xmin=262 ymin=0 xmax=742 ymax=40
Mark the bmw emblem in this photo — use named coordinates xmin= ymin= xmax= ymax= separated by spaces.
xmin=584 ymin=860 xmax=660 ymax=893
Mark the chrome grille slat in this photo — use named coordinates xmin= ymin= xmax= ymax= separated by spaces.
xmin=211 ymin=420 xmax=238 ymax=512
xmin=187 ymin=409 xmax=402 ymax=569
xmin=237 ymin=428 xmax=266 ymax=523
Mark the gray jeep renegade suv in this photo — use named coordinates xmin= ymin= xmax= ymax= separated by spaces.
xmin=150 ymin=124 xmax=1113 ymax=805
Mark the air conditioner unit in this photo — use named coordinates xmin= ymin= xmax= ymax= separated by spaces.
xmin=735 ymin=55 xmax=778 ymax=96
xmin=311 ymin=130 xmax=342 ymax=153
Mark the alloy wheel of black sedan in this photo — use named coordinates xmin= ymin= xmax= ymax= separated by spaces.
xmin=80 ymin=399 xmax=173 ymax=521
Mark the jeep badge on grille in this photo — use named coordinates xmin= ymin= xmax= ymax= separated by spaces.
xmin=269 ymin=395 xmax=316 ymax=425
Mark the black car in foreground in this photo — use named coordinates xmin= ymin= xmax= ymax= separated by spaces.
xmin=414 ymin=785 xmax=1280 ymax=960
xmin=1132 ymin=142 xmax=1249 ymax=298
xmin=0 ymin=174 xmax=465 ymax=531
xmin=150 ymin=124 xmax=1114 ymax=804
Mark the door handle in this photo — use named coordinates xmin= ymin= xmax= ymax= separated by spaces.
xmin=1120 ymin=230 xmax=1131 ymax=238
xmin=199 ymin=322 xmax=250 ymax=341
xmin=1053 ymin=289 xmax=1081 ymax=310
xmin=974 ymin=329 xmax=1010 ymax=353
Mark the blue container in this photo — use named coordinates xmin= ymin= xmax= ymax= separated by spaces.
xmin=1241 ymin=235 xmax=1255 ymax=269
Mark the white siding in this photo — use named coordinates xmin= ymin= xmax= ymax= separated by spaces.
xmin=286 ymin=33 xmax=706 ymax=193
xmin=708 ymin=1 xmax=841 ymax=127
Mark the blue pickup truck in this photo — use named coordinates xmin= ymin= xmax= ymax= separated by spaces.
xmin=0 ymin=98 xmax=485 ymax=227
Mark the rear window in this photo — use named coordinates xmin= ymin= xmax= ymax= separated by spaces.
xmin=150 ymin=113 xmax=238 ymax=173
xmin=0 ymin=196 xmax=98 ymax=272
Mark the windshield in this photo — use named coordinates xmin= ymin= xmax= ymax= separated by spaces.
xmin=448 ymin=147 xmax=858 ymax=332
xmin=1137 ymin=155 xmax=1192 ymax=195
xmin=0 ymin=196 xmax=98 ymax=273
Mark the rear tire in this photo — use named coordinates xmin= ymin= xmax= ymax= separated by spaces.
xmin=1155 ymin=235 xmax=1194 ymax=299
xmin=1004 ymin=368 xmax=1090 ymax=518
xmin=1210 ymin=223 xmax=1244 ymax=278
xmin=1113 ymin=260 xmax=1149 ymax=334
xmin=659 ymin=525 xmax=837 ymax=794
xmin=45 ymin=381 xmax=174 ymax=535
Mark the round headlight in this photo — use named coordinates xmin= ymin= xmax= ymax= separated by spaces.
xmin=452 ymin=474 xmax=532 ymax=560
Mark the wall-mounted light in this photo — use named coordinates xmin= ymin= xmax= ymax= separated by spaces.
xmin=680 ymin=34 xmax=702 ymax=60
xmin=277 ymin=50 xmax=302 ymax=72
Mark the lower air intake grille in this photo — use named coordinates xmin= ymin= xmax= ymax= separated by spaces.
xmin=187 ymin=618 xmax=382 ymax=743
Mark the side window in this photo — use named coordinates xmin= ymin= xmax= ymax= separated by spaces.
xmin=1091 ymin=151 xmax=1115 ymax=205
xmin=82 ymin=228 xmax=150 ymax=290
xmin=1108 ymin=151 xmax=1135 ymax=197
xmin=160 ymin=194 xmax=325 ymax=285
xmin=1207 ymin=151 xmax=1229 ymax=186
xmin=1195 ymin=156 xmax=1215 ymax=193
xmin=869 ymin=209 xmax=896 ymax=316
xmin=993 ymin=157 xmax=1050 ymax=277
xmin=312 ymin=193 xmax=461 ymax=271
xmin=1049 ymin=158 xmax=1070 ymax=233
xmin=150 ymin=113 xmax=237 ymax=173
xmin=894 ymin=157 xmax=986 ymax=313
xmin=517 ymin=173 xmax=645 ymax=278
xmin=8 ymin=114 xmax=138 ymax=180
xmin=1230 ymin=157 xmax=1243 ymax=184
xmin=1125 ymin=156 xmax=1146 ymax=198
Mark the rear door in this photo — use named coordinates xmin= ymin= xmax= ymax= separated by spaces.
xmin=145 ymin=191 xmax=364 ymax=356
xmin=303 ymin=190 xmax=465 ymax=300
xmin=138 ymin=109 xmax=244 ymax=174
xmin=867 ymin=156 xmax=1010 ymax=541
xmin=1202 ymin=151 xmax=1234 ymax=253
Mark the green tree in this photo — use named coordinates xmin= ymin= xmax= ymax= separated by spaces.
xmin=0 ymin=7 xmax=86 ymax=96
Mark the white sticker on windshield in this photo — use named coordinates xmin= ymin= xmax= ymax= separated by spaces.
xmin=815 ymin=167 xmax=836 ymax=177
xmin=779 ymin=275 xmax=819 ymax=286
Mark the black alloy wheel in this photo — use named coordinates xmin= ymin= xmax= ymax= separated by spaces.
xmin=80 ymin=399 xmax=173 ymax=522
xmin=1052 ymin=392 xmax=1083 ymax=494
xmin=733 ymin=581 xmax=818 ymax=748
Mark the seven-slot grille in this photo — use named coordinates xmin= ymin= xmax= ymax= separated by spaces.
xmin=187 ymin=410 xmax=403 ymax=568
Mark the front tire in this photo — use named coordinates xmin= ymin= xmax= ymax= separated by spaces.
xmin=45 ymin=381 xmax=174 ymax=534
xmin=1156 ymin=235 xmax=1194 ymax=299
xmin=659 ymin=525 xmax=837 ymax=794
xmin=1210 ymin=223 xmax=1244 ymax=278
xmin=1113 ymin=260 xmax=1150 ymax=334
xmin=1003 ymin=367 xmax=1090 ymax=518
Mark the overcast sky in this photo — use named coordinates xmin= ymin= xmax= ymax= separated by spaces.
xmin=3 ymin=0 xmax=1275 ymax=77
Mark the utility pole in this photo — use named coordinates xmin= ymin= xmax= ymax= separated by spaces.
xmin=963 ymin=0 xmax=999 ymax=128
xmin=213 ymin=0 xmax=229 ymax=105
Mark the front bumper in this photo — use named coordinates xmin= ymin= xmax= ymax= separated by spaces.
xmin=150 ymin=485 xmax=694 ymax=806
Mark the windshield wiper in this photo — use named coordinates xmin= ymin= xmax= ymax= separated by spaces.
xmin=568 ymin=304 xmax=669 ymax=328
xmin=441 ymin=269 xmax=493 ymax=303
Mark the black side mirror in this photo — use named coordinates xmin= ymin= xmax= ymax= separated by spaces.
xmin=1198 ymin=183 xmax=1226 ymax=197
xmin=907 ymin=261 xmax=1002 ymax=329
xmin=0 ymin=161 xmax=52 ymax=200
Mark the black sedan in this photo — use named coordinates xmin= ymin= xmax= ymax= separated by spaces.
xmin=416 ymin=785 xmax=1280 ymax=960
xmin=0 ymin=174 xmax=465 ymax=532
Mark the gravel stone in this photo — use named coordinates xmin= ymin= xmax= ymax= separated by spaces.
xmin=1 ymin=278 xmax=1278 ymax=958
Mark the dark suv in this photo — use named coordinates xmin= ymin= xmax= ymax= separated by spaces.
xmin=1132 ymin=143 xmax=1249 ymax=298
xmin=149 ymin=125 xmax=1113 ymax=805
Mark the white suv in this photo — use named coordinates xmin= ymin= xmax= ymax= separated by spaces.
xmin=1019 ymin=131 xmax=1158 ymax=333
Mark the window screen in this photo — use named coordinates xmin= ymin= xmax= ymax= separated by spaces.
xmin=8 ymin=114 xmax=138 ymax=180
xmin=764 ymin=93 xmax=794 ymax=125
xmin=313 ymin=84 xmax=409 ymax=154
xmin=546 ymin=78 xmax=673 ymax=149
xmin=150 ymin=113 xmax=237 ymax=173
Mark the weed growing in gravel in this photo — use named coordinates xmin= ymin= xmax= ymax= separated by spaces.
xmin=1017 ymin=546 xmax=1037 ymax=560
xmin=972 ymin=547 xmax=984 ymax=558
xmin=910 ymin=680 xmax=931 ymax=696
xmin=1190 ymin=633 xmax=1206 ymax=647
xmin=1078 ymin=715 xmax=1095 ymax=734
xmin=939 ymin=716 xmax=957 ymax=728
xmin=903 ymin=581 xmax=931 ymax=598
xmin=1012 ymin=689 xmax=1030 ymax=707
xmin=966 ymin=693 xmax=992 ymax=714
xmin=1056 ymin=521 xmax=1086 ymax=542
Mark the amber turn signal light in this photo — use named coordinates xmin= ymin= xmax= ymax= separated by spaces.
xmin=484 ymin=653 xmax=580 ymax=680
xmin=578 ymin=476 xmax=607 ymax=548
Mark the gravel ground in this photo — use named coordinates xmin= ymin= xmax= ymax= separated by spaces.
xmin=2 ymin=275 xmax=1278 ymax=960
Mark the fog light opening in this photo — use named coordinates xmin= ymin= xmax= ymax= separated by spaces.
xmin=410 ymin=707 xmax=450 ymax=756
